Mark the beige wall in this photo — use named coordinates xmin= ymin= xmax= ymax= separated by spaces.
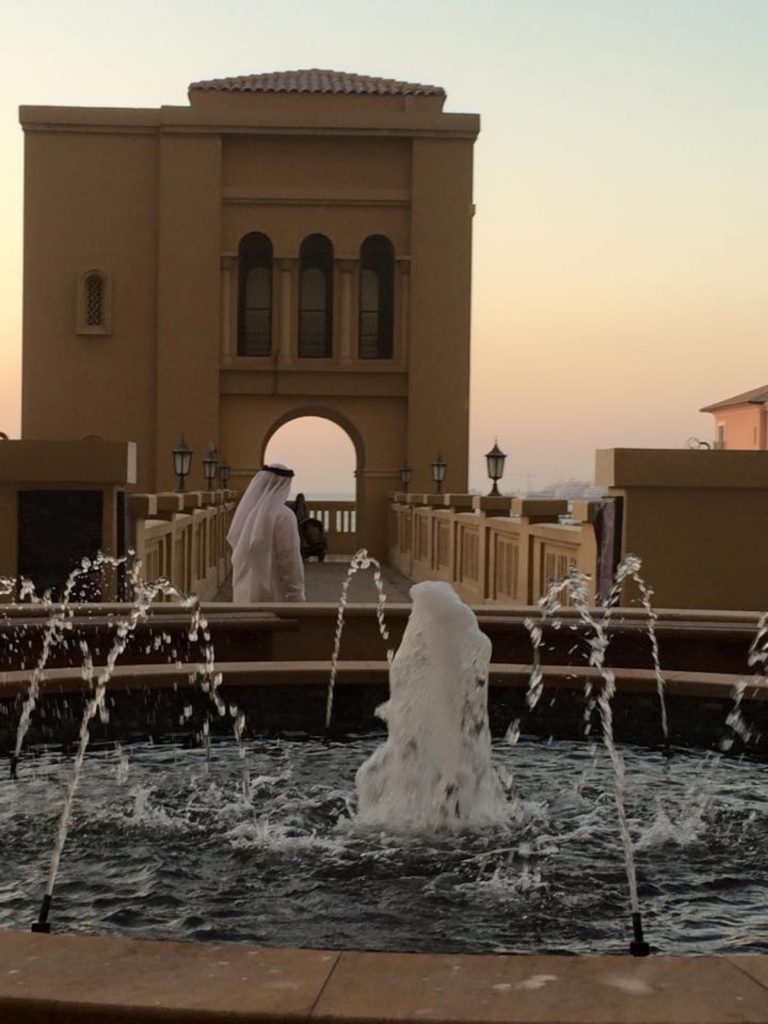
xmin=22 ymin=131 xmax=158 ymax=489
xmin=711 ymin=405 xmax=766 ymax=450
xmin=408 ymin=138 xmax=474 ymax=495
xmin=596 ymin=448 xmax=768 ymax=610
xmin=20 ymin=86 xmax=479 ymax=558
xmin=155 ymin=133 xmax=222 ymax=492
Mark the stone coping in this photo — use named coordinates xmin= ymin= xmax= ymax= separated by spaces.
xmin=1 ymin=930 xmax=768 ymax=1023
xmin=1 ymin=602 xmax=766 ymax=625
xmin=0 ymin=660 xmax=761 ymax=701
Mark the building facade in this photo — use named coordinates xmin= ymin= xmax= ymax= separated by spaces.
xmin=20 ymin=70 xmax=479 ymax=553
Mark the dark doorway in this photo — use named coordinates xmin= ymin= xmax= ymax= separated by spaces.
xmin=17 ymin=489 xmax=103 ymax=599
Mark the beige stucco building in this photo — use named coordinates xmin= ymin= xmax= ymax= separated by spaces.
xmin=20 ymin=69 xmax=479 ymax=555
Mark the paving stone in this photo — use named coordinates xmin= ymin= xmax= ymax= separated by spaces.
xmin=0 ymin=929 xmax=338 ymax=1021
xmin=314 ymin=951 xmax=768 ymax=1024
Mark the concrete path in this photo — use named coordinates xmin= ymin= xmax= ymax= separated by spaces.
xmin=214 ymin=556 xmax=412 ymax=604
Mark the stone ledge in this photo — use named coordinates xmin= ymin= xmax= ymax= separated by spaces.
xmin=0 ymin=660 xmax=759 ymax=700
xmin=1 ymin=931 xmax=767 ymax=1024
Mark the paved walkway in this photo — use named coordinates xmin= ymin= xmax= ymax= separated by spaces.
xmin=214 ymin=556 xmax=412 ymax=603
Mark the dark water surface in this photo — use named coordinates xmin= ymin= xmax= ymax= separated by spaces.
xmin=2 ymin=738 xmax=767 ymax=955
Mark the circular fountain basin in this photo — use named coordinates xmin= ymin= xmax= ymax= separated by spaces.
xmin=2 ymin=735 xmax=767 ymax=956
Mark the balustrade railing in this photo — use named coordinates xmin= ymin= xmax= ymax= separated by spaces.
xmin=132 ymin=494 xmax=236 ymax=601
xmin=388 ymin=496 xmax=599 ymax=605
xmin=302 ymin=500 xmax=358 ymax=556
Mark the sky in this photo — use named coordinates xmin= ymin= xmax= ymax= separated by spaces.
xmin=1 ymin=0 xmax=767 ymax=495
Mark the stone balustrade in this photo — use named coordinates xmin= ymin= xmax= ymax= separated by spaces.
xmin=388 ymin=494 xmax=598 ymax=605
xmin=299 ymin=499 xmax=358 ymax=556
xmin=131 ymin=492 xmax=236 ymax=601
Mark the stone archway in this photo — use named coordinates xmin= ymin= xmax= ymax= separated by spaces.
xmin=261 ymin=407 xmax=364 ymax=556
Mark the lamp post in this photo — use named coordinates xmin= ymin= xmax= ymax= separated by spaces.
xmin=400 ymin=464 xmax=412 ymax=493
xmin=431 ymin=453 xmax=447 ymax=495
xmin=172 ymin=436 xmax=193 ymax=493
xmin=203 ymin=443 xmax=220 ymax=489
xmin=218 ymin=461 xmax=231 ymax=489
xmin=485 ymin=441 xmax=507 ymax=497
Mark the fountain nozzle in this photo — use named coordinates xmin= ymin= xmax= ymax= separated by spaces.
xmin=629 ymin=911 xmax=650 ymax=956
xmin=31 ymin=894 xmax=52 ymax=934
xmin=9 ymin=754 xmax=18 ymax=780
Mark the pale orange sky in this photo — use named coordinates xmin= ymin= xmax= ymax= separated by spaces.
xmin=1 ymin=0 xmax=766 ymax=494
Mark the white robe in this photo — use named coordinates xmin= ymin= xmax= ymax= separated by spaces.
xmin=226 ymin=467 xmax=306 ymax=603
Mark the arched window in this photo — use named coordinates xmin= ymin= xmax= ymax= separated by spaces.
xmin=77 ymin=269 xmax=111 ymax=335
xmin=299 ymin=234 xmax=333 ymax=358
xmin=238 ymin=233 xmax=273 ymax=356
xmin=358 ymin=236 xmax=394 ymax=359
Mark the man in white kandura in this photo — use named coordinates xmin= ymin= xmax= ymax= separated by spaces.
xmin=226 ymin=464 xmax=306 ymax=603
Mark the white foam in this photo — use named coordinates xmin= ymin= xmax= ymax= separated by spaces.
xmin=355 ymin=582 xmax=510 ymax=831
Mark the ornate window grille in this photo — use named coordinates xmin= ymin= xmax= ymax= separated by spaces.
xmin=77 ymin=269 xmax=110 ymax=335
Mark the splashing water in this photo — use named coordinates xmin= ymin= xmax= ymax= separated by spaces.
xmin=12 ymin=553 xmax=131 ymax=776
xmin=324 ymin=549 xmax=393 ymax=736
xmin=355 ymin=581 xmax=510 ymax=830
xmin=602 ymin=555 xmax=669 ymax=745
xmin=566 ymin=569 xmax=641 ymax=917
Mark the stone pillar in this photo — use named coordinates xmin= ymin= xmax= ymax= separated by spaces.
xmin=337 ymin=258 xmax=357 ymax=364
xmin=276 ymin=258 xmax=294 ymax=366
xmin=395 ymin=258 xmax=410 ymax=366
xmin=220 ymin=253 xmax=236 ymax=365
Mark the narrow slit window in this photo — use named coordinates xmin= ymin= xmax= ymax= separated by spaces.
xmin=298 ymin=234 xmax=333 ymax=358
xmin=358 ymin=235 xmax=394 ymax=359
xmin=237 ymin=233 xmax=273 ymax=356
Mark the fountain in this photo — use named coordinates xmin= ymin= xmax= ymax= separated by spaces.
xmin=355 ymin=581 xmax=509 ymax=831
xmin=1 ymin=553 xmax=768 ymax=963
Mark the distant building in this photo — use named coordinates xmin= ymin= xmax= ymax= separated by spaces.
xmin=528 ymin=480 xmax=606 ymax=501
xmin=700 ymin=385 xmax=768 ymax=450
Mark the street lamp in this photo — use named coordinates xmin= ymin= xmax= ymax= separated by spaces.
xmin=485 ymin=441 xmax=507 ymax=496
xmin=218 ymin=461 xmax=231 ymax=489
xmin=203 ymin=443 xmax=220 ymax=488
xmin=400 ymin=464 xmax=412 ymax=492
xmin=431 ymin=453 xmax=447 ymax=495
xmin=172 ymin=436 xmax=193 ymax=492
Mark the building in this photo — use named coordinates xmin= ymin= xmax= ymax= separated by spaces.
xmin=700 ymin=384 xmax=768 ymax=450
xmin=19 ymin=70 xmax=479 ymax=554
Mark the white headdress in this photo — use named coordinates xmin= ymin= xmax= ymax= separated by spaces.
xmin=226 ymin=464 xmax=294 ymax=602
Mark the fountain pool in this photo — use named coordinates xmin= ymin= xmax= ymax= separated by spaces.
xmin=2 ymin=736 xmax=768 ymax=955
xmin=2 ymin=569 xmax=768 ymax=959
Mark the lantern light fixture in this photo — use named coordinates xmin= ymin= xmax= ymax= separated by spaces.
xmin=218 ymin=461 xmax=231 ymax=489
xmin=431 ymin=453 xmax=447 ymax=495
xmin=203 ymin=443 xmax=220 ymax=487
xmin=172 ymin=436 xmax=193 ymax=493
xmin=400 ymin=464 xmax=412 ymax=492
xmin=485 ymin=441 xmax=507 ymax=497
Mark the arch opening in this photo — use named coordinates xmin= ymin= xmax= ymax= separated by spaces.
xmin=263 ymin=413 xmax=360 ymax=556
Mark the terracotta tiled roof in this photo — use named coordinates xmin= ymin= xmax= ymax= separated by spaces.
xmin=189 ymin=69 xmax=445 ymax=97
xmin=700 ymin=384 xmax=768 ymax=413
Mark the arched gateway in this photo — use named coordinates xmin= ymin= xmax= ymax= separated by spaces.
xmin=20 ymin=70 xmax=479 ymax=556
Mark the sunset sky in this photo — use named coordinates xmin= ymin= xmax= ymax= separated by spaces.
xmin=1 ymin=0 xmax=766 ymax=495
